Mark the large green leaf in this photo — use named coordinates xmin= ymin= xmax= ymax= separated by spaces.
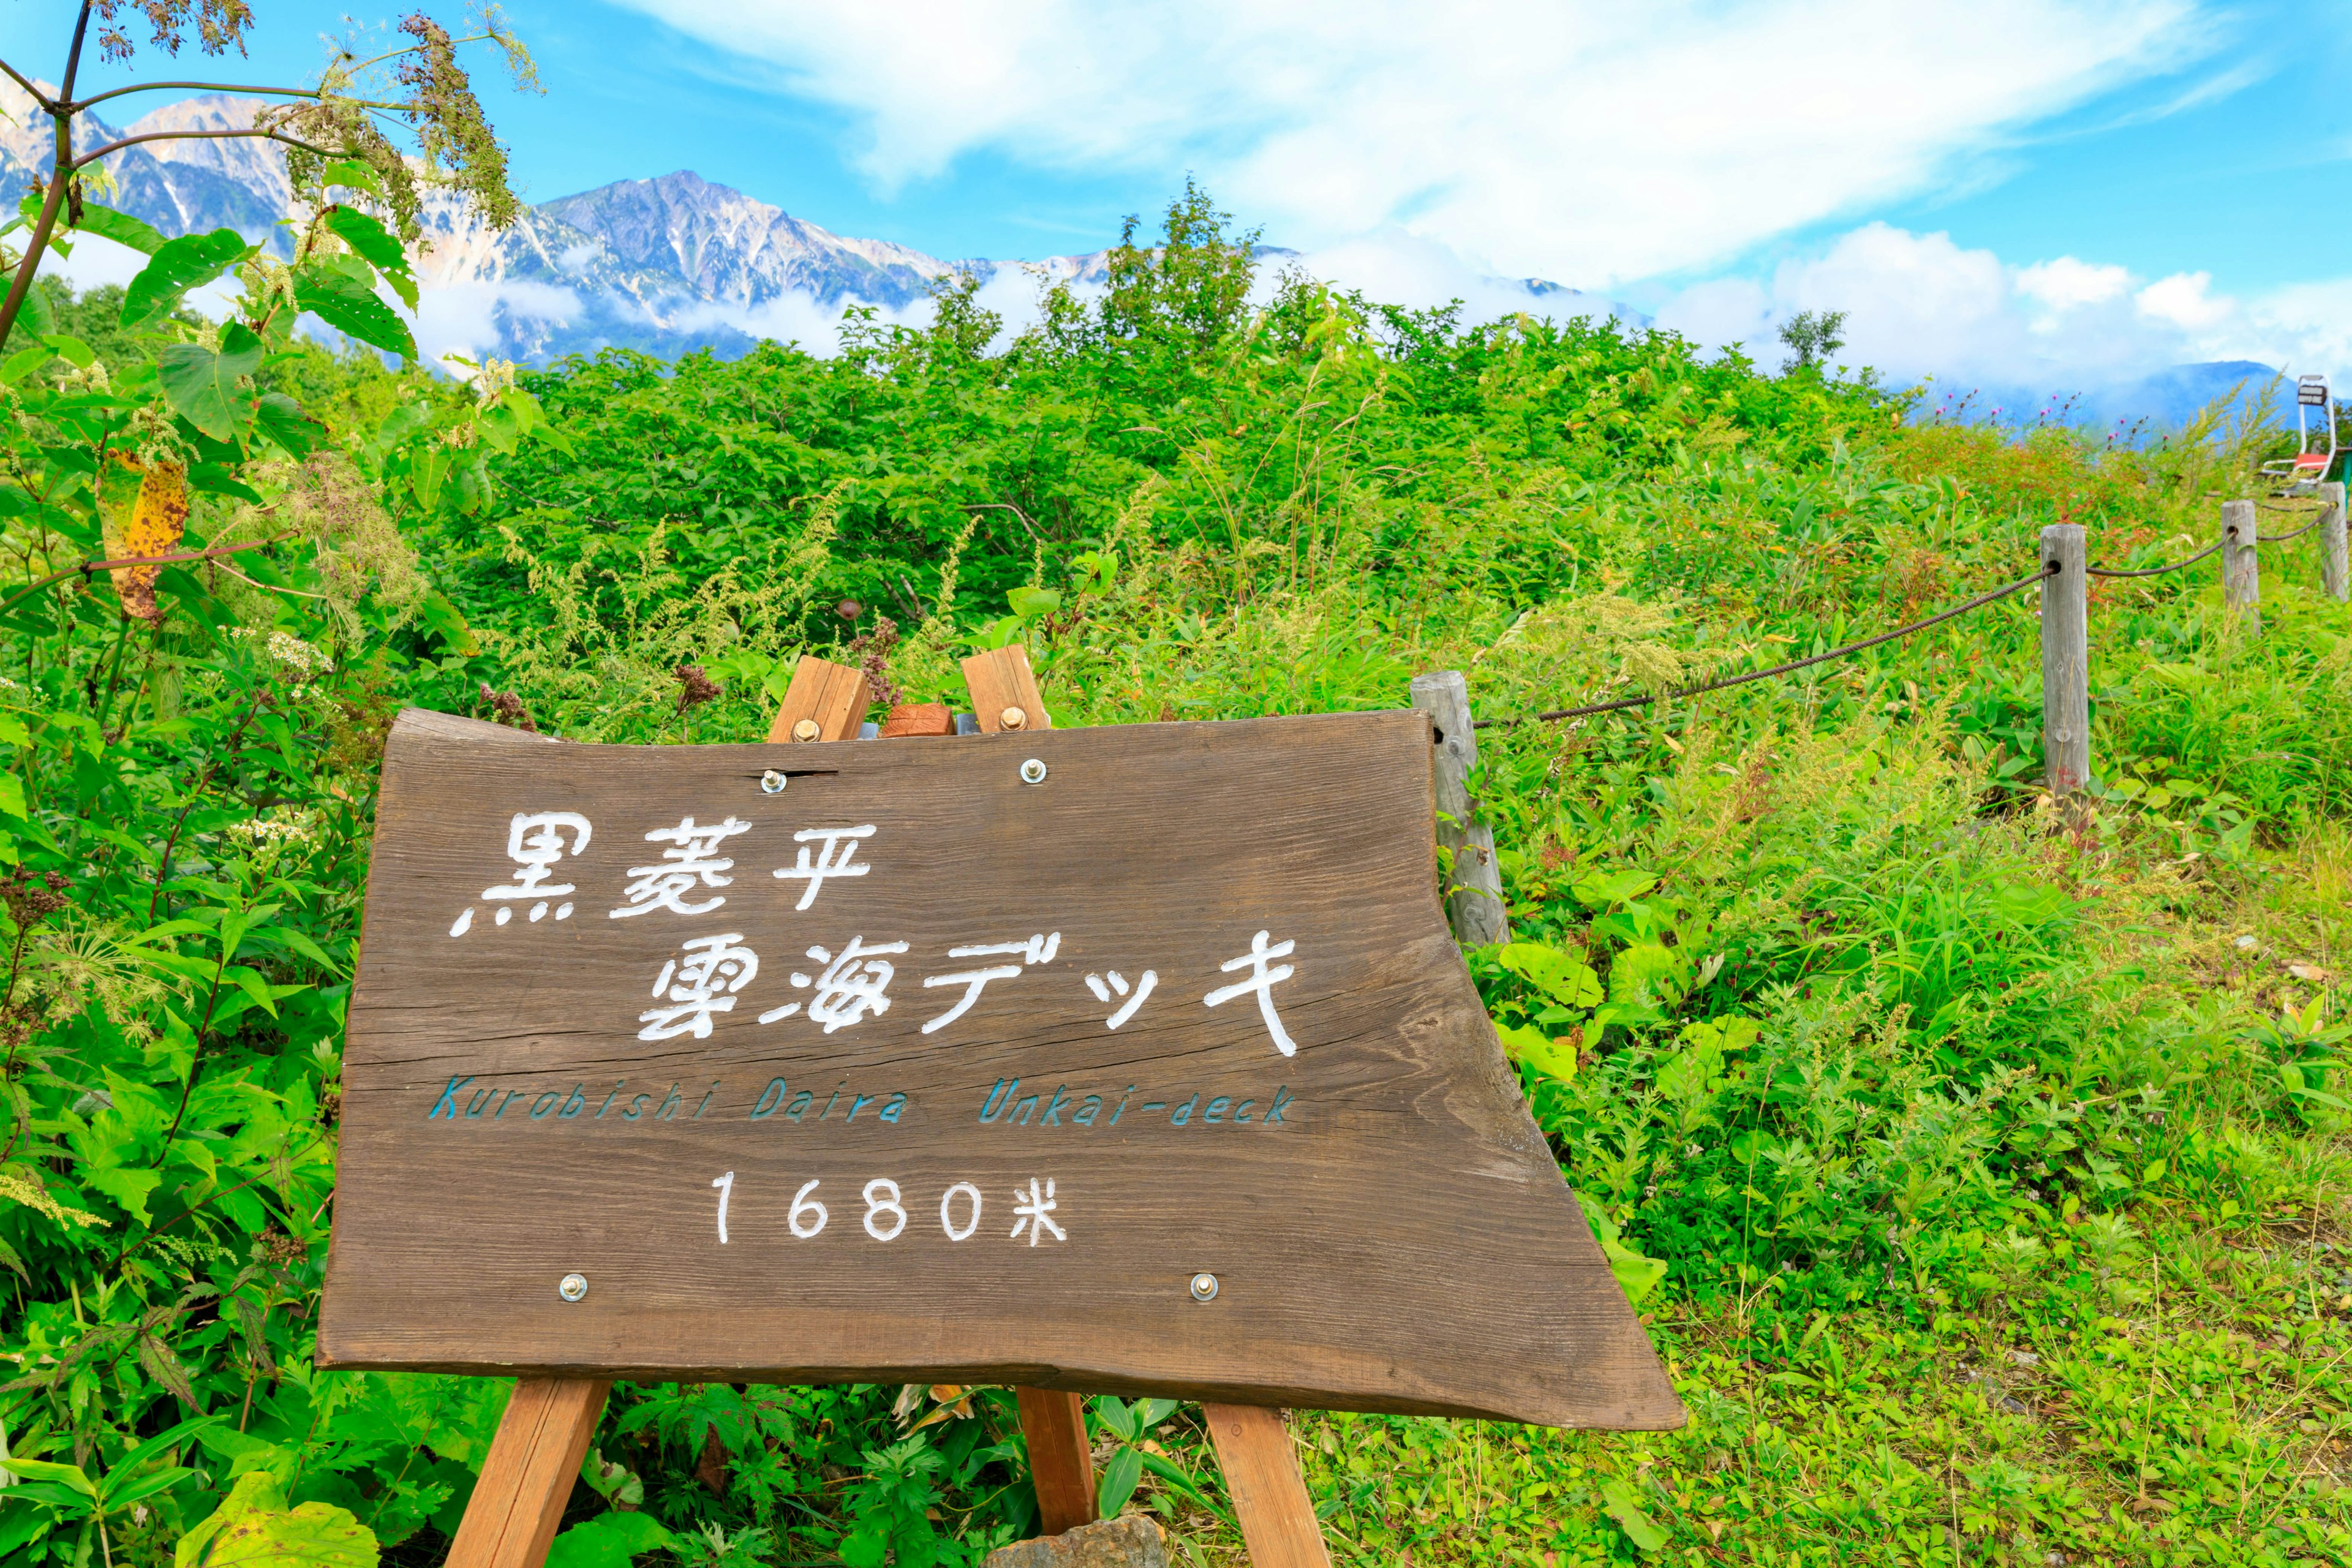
xmin=1095 ymin=1445 xmax=1144 ymax=1520
xmin=71 ymin=203 xmax=164 ymax=255
xmin=121 ymin=229 xmax=247 ymax=329
xmin=314 ymin=159 xmax=383 ymax=198
xmin=1 ymin=1460 xmax=95 ymax=1500
xmin=156 ymin=325 xmax=264 ymax=442
xmin=546 ymin=1512 xmax=674 ymax=1568
xmin=1575 ymin=1193 xmax=1669 ymax=1307
xmin=175 ymin=1471 xmax=377 ymax=1568
xmin=253 ymin=392 xmax=323 ymax=457
xmin=293 ymin=258 xmax=415 ymax=358
xmin=1600 ymin=1479 xmax=1670 ymax=1551
xmin=322 ymin=208 xmax=417 ymax=307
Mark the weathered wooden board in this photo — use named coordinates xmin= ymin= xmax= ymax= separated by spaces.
xmin=320 ymin=707 xmax=1681 ymax=1429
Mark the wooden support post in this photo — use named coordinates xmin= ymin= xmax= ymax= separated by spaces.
xmin=961 ymin=645 xmax=1051 ymax=733
xmin=1014 ymin=1387 xmax=1099 ymax=1536
xmin=2322 ymin=481 xmax=2348 ymax=604
xmin=765 ymin=646 xmax=1333 ymax=1564
xmin=1408 ymin=671 xmax=1509 ymax=946
xmin=1204 ymin=1405 xmax=1333 ymax=1568
xmin=894 ymin=651 xmax=1092 ymax=1542
xmin=2039 ymin=524 xmax=2089 ymax=797
xmin=2222 ymin=499 xmax=2260 ymax=631
xmin=445 ymin=1378 xmax=609 ymax=1568
xmin=767 ymin=654 xmax=870 ymax=743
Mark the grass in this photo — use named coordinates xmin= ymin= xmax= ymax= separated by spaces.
xmin=6 ymin=213 xmax=2350 ymax=1567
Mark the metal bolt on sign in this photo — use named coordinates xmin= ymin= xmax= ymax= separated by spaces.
xmin=759 ymin=770 xmax=787 ymax=794
xmin=1189 ymin=1272 xmax=1219 ymax=1303
xmin=790 ymin=718 xmax=822 ymax=742
xmin=1020 ymin=758 xmax=1048 ymax=785
xmin=557 ymin=1273 xmax=588 ymax=1303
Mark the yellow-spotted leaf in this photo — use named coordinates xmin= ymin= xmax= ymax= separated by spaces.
xmin=106 ymin=462 xmax=188 ymax=625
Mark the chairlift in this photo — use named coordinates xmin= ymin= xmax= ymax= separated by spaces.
xmin=2260 ymin=373 xmax=2337 ymax=494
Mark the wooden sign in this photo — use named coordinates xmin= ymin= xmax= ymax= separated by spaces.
xmin=320 ymin=706 xmax=1679 ymax=1431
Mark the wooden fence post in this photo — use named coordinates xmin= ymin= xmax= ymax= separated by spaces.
xmin=2039 ymin=524 xmax=2089 ymax=797
xmin=2222 ymin=499 xmax=2260 ymax=630
xmin=2322 ymin=481 xmax=2348 ymax=604
xmin=1408 ymin=671 xmax=1510 ymax=947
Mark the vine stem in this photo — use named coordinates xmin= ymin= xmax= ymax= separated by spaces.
xmin=0 ymin=534 xmax=290 ymax=620
xmin=0 ymin=4 xmax=91 ymax=353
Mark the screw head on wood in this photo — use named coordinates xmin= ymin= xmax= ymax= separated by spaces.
xmin=558 ymin=1273 xmax=588 ymax=1303
xmin=790 ymin=718 xmax=822 ymax=742
xmin=1000 ymin=705 xmax=1028 ymax=731
xmin=1189 ymin=1272 xmax=1219 ymax=1303
xmin=1020 ymin=758 xmax=1048 ymax=785
xmin=759 ymin=770 xmax=787 ymax=794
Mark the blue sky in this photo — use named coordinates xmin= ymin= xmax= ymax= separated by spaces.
xmin=1 ymin=1 xmax=2344 ymax=384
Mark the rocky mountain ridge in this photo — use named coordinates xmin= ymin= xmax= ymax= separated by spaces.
xmin=0 ymin=85 xmax=1610 ymax=365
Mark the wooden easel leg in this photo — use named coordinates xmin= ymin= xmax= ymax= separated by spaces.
xmin=446 ymin=1378 xmax=611 ymax=1568
xmin=1016 ymin=1386 xmax=1099 ymax=1535
xmin=1204 ymin=1404 xmax=1332 ymax=1568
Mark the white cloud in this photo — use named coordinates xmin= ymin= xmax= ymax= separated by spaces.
xmin=412 ymin=281 xmax=587 ymax=369
xmin=614 ymin=0 xmax=2204 ymax=285
xmin=2135 ymin=270 xmax=2231 ymax=330
xmin=1649 ymin=222 xmax=2341 ymax=400
xmin=2016 ymin=257 xmax=2133 ymax=311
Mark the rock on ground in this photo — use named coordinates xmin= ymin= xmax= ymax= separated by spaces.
xmin=982 ymin=1515 xmax=1171 ymax=1567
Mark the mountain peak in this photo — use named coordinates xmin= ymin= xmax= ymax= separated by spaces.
xmin=534 ymin=173 xmax=949 ymax=309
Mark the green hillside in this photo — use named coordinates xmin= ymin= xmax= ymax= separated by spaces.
xmin=1 ymin=190 xmax=2348 ymax=1568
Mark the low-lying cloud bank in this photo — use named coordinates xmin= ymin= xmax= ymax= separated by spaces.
xmin=39 ymin=221 xmax=2336 ymax=429
xmin=1651 ymin=223 xmax=2342 ymax=417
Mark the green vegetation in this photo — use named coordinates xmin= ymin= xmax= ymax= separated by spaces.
xmin=0 ymin=135 xmax=2348 ymax=1568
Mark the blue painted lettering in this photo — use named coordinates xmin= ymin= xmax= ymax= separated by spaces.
xmin=428 ymin=1075 xmax=473 ymax=1119
xmin=751 ymin=1078 xmax=789 ymax=1120
xmin=980 ymin=1078 xmax=1021 ymax=1124
xmin=1204 ymin=1096 xmax=1230 ymax=1124
xmin=1039 ymin=1085 xmax=1069 ymax=1126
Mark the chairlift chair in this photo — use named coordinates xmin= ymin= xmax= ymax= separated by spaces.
xmin=2261 ymin=374 xmax=2337 ymax=494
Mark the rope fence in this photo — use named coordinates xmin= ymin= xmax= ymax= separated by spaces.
xmin=1424 ymin=479 xmax=2348 ymax=941
xmin=1449 ymin=481 xmax=2352 ymax=761
xmin=1477 ymin=565 xmax=2054 ymax=729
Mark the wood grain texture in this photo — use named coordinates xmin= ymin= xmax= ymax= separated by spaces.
xmin=318 ymin=706 xmax=1681 ymax=1430
xmin=1407 ymin=672 xmax=1508 ymax=946
xmin=2038 ymin=526 xmax=2089 ymax=797
xmin=1016 ymin=1387 xmax=1099 ymax=1535
xmin=767 ymin=656 xmax=871 ymax=743
xmin=445 ymin=1378 xmax=610 ymax=1568
xmin=962 ymin=647 xmax=1050 ymax=734
xmin=1204 ymin=1404 xmax=1332 ymax=1568
xmin=881 ymin=703 xmax=957 ymax=738
xmin=2320 ymin=481 xmax=2347 ymax=605
xmin=2222 ymin=499 xmax=2260 ymax=631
